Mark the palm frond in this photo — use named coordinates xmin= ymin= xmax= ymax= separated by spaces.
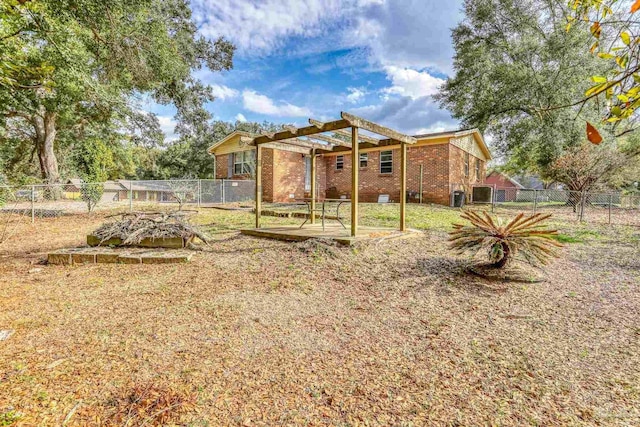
xmin=449 ymin=211 xmax=562 ymax=268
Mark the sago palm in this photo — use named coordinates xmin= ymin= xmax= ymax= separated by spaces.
xmin=449 ymin=211 xmax=562 ymax=268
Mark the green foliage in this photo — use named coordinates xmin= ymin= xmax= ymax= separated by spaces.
xmin=154 ymin=120 xmax=282 ymax=179
xmin=567 ymin=0 xmax=640 ymax=129
xmin=449 ymin=211 xmax=562 ymax=268
xmin=0 ymin=0 xmax=235 ymax=182
xmin=437 ymin=0 xmax=608 ymax=175
xmin=0 ymin=410 xmax=22 ymax=426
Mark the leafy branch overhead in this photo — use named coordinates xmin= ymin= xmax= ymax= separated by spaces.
xmin=566 ymin=0 xmax=640 ymax=141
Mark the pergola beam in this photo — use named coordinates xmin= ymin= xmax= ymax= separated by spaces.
xmin=250 ymin=119 xmax=350 ymax=145
xmin=277 ymin=138 xmax=332 ymax=151
xmin=247 ymin=135 xmax=331 ymax=152
xmin=260 ymin=130 xmax=276 ymax=139
xmin=309 ymin=118 xmax=379 ymax=145
xmin=260 ymin=142 xmax=311 ymax=155
xmin=341 ymin=112 xmax=417 ymax=144
xmin=308 ymin=133 xmax=351 ymax=148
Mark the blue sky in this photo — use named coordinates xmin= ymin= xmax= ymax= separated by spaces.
xmin=143 ymin=0 xmax=464 ymax=140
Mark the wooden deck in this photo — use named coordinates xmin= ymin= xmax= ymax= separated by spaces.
xmin=240 ymin=224 xmax=420 ymax=245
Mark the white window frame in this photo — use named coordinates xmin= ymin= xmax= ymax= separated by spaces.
xmin=359 ymin=153 xmax=368 ymax=168
xmin=475 ymin=159 xmax=481 ymax=180
xmin=336 ymin=155 xmax=344 ymax=170
xmin=233 ymin=150 xmax=254 ymax=175
xmin=380 ymin=150 xmax=393 ymax=174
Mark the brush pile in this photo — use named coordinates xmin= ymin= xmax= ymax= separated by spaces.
xmin=93 ymin=211 xmax=209 ymax=245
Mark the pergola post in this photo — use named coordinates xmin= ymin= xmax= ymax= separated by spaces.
xmin=255 ymin=145 xmax=262 ymax=228
xmin=351 ymin=126 xmax=359 ymax=237
xmin=310 ymin=149 xmax=316 ymax=225
xmin=400 ymin=141 xmax=407 ymax=232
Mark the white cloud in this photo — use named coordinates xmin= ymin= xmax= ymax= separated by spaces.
xmin=382 ymin=66 xmax=445 ymax=99
xmin=192 ymin=0 xmax=352 ymax=52
xmin=157 ymin=115 xmax=178 ymax=141
xmin=352 ymin=95 xmax=457 ymax=136
xmin=346 ymin=87 xmax=367 ymax=103
xmin=242 ymin=90 xmax=312 ymax=117
xmin=345 ymin=1 xmax=463 ymax=74
xmin=235 ymin=113 xmax=247 ymax=122
xmin=210 ymin=84 xmax=238 ymax=100
xmin=190 ymin=0 xmax=460 ymax=73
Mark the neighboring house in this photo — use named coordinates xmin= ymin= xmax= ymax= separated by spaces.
xmin=208 ymin=128 xmax=491 ymax=205
xmin=116 ymin=180 xmax=196 ymax=203
xmin=485 ymin=171 xmax=524 ymax=202
xmin=65 ymin=179 xmax=127 ymax=203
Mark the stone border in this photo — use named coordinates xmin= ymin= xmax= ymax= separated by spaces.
xmin=48 ymin=247 xmax=192 ymax=265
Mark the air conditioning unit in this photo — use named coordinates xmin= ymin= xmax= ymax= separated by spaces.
xmin=472 ymin=186 xmax=493 ymax=204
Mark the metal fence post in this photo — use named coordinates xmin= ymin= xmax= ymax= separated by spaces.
xmin=608 ymin=194 xmax=612 ymax=224
xmin=197 ymin=179 xmax=201 ymax=208
xmin=533 ymin=189 xmax=538 ymax=214
xmin=579 ymin=191 xmax=585 ymax=222
xmin=31 ymin=185 xmax=35 ymax=224
xmin=129 ymin=182 xmax=133 ymax=212
xmin=491 ymin=186 xmax=495 ymax=213
xmin=221 ymin=179 xmax=225 ymax=204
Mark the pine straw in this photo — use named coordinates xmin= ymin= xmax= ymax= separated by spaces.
xmin=92 ymin=211 xmax=210 ymax=245
xmin=75 ymin=381 xmax=197 ymax=426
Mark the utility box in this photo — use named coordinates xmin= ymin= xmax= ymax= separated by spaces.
xmin=451 ymin=190 xmax=465 ymax=208
xmin=472 ymin=186 xmax=493 ymax=204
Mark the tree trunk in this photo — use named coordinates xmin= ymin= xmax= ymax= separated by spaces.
xmin=493 ymin=242 xmax=510 ymax=269
xmin=33 ymin=110 xmax=59 ymax=184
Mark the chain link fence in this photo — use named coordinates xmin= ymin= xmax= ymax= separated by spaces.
xmin=468 ymin=185 xmax=640 ymax=226
xmin=0 ymin=179 xmax=255 ymax=223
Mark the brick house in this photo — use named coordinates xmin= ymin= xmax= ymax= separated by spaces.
xmin=208 ymin=128 xmax=491 ymax=206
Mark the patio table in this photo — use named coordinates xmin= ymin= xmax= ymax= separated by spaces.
xmin=298 ymin=198 xmax=351 ymax=230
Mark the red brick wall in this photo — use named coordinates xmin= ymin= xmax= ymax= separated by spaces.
xmin=214 ymin=153 xmax=256 ymax=181
xmin=322 ymin=144 xmax=458 ymax=204
xmin=262 ymin=148 xmax=274 ymax=202
xmin=272 ymin=150 xmax=307 ymax=202
xmin=216 ymin=143 xmax=488 ymax=206
xmin=412 ymin=145 xmax=450 ymax=205
xmin=449 ymin=145 xmax=487 ymax=203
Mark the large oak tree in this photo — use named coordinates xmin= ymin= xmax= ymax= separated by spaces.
xmin=437 ymin=0 xmax=612 ymax=182
xmin=0 ymin=0 xmax=234 ymax=184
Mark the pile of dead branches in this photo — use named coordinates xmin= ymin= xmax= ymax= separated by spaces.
xmin=92 ymin=211 xmax=209 ymax=245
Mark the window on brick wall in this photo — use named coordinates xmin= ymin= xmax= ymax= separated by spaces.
xmin=336 ymin=155 xmax=344 ymax=170
xmin=475 ymin=159 xmax=482 ymax=180
xmin=359 ymin=153 xmax=368 ymax=168
xmin=464 ymin=152 xmax=470 ymax=178
xmin=233 ymin=150 xmax=255 ymax=175
xmin=380 ymin=150 xmax=393 ymax=174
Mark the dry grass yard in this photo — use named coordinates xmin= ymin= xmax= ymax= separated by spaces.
xmin=1 ymin=204 xmax=639 ymax=426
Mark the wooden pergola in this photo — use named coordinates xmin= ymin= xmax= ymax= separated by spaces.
xmin=244 ymin=112 xmax=417 ymax=237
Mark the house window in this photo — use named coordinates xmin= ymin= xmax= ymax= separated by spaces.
xmin=464 ymin=152 xmax=470 ymax=178
xmin=380 ymin=150 xmax=393 ymax=174
xmin=359 ymin=153 xmax=368 ymax=168
xmin=336 ymin=155 xmax=344 ymax=170
xmin=475 ymin=159 xmax=482 ymax=180
xmin=233 ymin=150 xmax=254 ymax=175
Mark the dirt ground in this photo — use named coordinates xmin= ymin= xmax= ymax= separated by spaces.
xmin=1 ymin=207 xmax=639 ymax=426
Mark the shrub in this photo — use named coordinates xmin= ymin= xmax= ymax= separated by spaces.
xmin=80 ymin=182 xmax=104 ymax=212
xmin=449 ymin=211 xmax=562 ymax=268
